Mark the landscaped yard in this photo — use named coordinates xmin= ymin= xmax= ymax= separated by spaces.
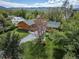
xmin=13 ymin=29 xmax=29 ymax=39
xmin=0 ymin=28 xmax=29 ymax=39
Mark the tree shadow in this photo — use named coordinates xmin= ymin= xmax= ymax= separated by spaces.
xmin=16 ymin=29 xmax=29 ymax=33
xmin=53 ymin=48 xmax=66 ymax=59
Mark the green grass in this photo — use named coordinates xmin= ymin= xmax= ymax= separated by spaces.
xmin=0 ymin=28 xmax=29 ymax=39
xmin=12 ymin=29 xmax=29 ymax=39
xmin=21 ymin=41 xmax=33 ymax=59
xmin=20 ymin=37 xmax=56 ymax=59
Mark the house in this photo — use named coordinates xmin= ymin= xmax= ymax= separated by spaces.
xmin=17 ymin=21 xmax=36 ymax=31
xmin=16 ymin=20 xmax=35 ymax=31
xmin=28 ymin=20 xmax=60 ymax=32
xmin=25 ymin=20 xmax=34 ymax=25
xmin=11 ymin=17 xmax=25 ymax=26
xmin=25 ymin=20 xmax=36 ymax=31
xmin=17 ymin=18 xmax=60 ymax=32
xmin=17 ymin=21 xmax=30 ymax=31
xmin=29 ymin=24 xmax=37 ymax=32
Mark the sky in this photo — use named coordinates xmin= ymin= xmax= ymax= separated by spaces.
xmin=0 ymin=0 xmax=79 ymax=8
xmin=6 ymin=0 xmax=48 ymax=4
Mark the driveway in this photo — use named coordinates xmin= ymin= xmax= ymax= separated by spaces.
xmin=20 ymin=32 xmax=37 ymax=44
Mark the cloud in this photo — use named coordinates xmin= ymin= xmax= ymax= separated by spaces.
xmin=0 ymin=1 xmax=31 ymax=8
xmin=0 ymin=0 xmax=63 ymax=8
xmin=48 ymin=0 xmax=79 ymax=4
xmin=0 ymin=0 xmax=79 ymax=8
xmin=48 ymin=0 xmax=63 ymax=3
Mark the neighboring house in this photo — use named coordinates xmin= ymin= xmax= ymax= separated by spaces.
xmin=17 ymin=21 xmax=30 ymax=31
xmin=11 ymin=17 xmax=25 ymax=26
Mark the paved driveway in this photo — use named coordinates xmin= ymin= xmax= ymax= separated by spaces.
xmin=20 ymin=32 xmax=37 ymax=44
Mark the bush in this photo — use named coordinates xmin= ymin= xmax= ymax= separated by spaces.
xmin=53 ymin=48 xmax=66 ymax=59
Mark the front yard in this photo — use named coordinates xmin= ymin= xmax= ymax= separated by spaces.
xmin=13 ymin=29 xmax=29 ymax=39
xmin=0 ymin=28 xmax=29 ymax=40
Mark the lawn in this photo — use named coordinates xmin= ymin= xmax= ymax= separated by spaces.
xmin=12 ymin=29 xmax=29 ymax=39
xmin=21 ymin=41 xmax=33 ymax=59
xmin=0 ymin=28 xmax=29 ymax=39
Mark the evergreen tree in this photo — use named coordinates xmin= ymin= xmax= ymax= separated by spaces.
xmin=1 ymin=32 xmax=23 ymax=59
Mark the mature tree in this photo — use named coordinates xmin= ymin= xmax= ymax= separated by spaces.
xmin=34 ymin=15 xmax=47 ymax=43
xmin=2 ymin=12 xmax=8 ymax=18
xmin=0 ymin=14 xmax=6 ymax=33
xmin=28 ymin=15 xmax=48 ymax=59
xmin=0 ymin=32 xmax=23 ymax=59
xmin=61 ymin=0 xmax=73 ymax=19
xmin=30 ymin=42 xmax=47 ymax=59
xmin=48 ymin=7 xmax=63 ymax=21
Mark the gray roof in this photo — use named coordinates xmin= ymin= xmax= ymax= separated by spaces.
xmin=25 ymin=20 xmax=34 ymax=25
xmin=47 ymin=21 xmax=60 ymax=28
xmin=25 ymin=20 xmax=60 ymax=28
